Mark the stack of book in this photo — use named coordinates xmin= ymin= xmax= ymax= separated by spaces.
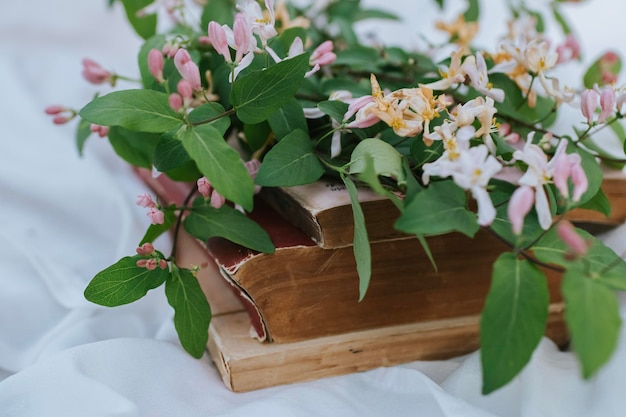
xmin=140 ymin=169 xmax=626 ymax=392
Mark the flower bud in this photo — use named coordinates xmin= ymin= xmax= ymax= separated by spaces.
xmin=580 ymin=89 xmax=598 ymax=124
xmin=197 ymin=177 xmax=212 ymax=198
xmin=148 ymin=49 xmax=164 ymax=83
xmin=136 ymin=242 xmax=155 ymax=255
xmin=174 ymin=49 xmax=202 ymax=91
xmin=81 ymin=58 xmax=113 ymax=85
xmin=557 ymin=220 xmax=588 ymax=257
xmin=508 ymin=185 xmax=534 ymax=235
xmin=147 ymin=207 xmax=165 ymax=225
xmin=597 ymin=87 xmax=616 ymax=123
xmin=136 ymin=193 xmax=156 ymax=208
xmin=44 ymin=105 xmax=66 ymax=115
xmin=208 ymin=21 xmax=231 ymax=62
xmin=168 ymin=93 xmax=184 ymax=112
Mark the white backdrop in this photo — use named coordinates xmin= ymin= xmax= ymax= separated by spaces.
xmin=1 ymin=1 xmax=626 ymax=416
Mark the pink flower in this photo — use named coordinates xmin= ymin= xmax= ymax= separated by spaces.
xmin=177 ymin=79 xmax=194 ymax=102
xmin=44 ymin=105 xmax=66 ymax=115
xmin=173 ymin=49 xmax=201 ymax=91
xmin=148 ymin=49 xmax=164 ymax=83
xmin=508 ymin=185 xmax=535 ymax=235
xmin=210 ymin=190 xmax=226 ymax=209
xmin=136 ymin=193 xmax=156 ymax=208
xmin=159 ymin=259 xmax=168 ymax=269
xmin=311 ymin=40 xmax=336 ymax=66
xmin=145 ymin=258 xmax=158 ymax=270
xmin=570 ymin=162 xmax=588 ymax=202
xmin=81 ymin=58 xmax=113 ymax=85
xmin=147 ymin=207 xmax=165 ymax=224
xmin=557 ymin=220 xmax=589 ymax=257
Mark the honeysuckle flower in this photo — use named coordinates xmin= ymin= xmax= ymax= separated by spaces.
xmin=451 ymin=145 xmax=502 ymax=226
xmin=208 ymin=21 xmax=231 ymax=62
xmin=422 ymin=49 xmax=465 ymax=91
xmin=197 ymin=177 xmax=212 ymax=199
xmin=173 ymin=49 xmax=201 ymax=91
xmin=147 ymin=48 xmax=164 ymax=83
xmin=45 ymin=105 xmax=74 ymax=124
xmin=168 ymin=93 xmax=184 ymax=112
xmin=81 ymin=58 xmax=113 ymax=85
xmin=556 ymin=34 xmax=581 ymax=64
xmin=237 ymin=0 xmax=277 ymax=46
xmin=434 ymin=14 xmax=479 ymax=54
xmin=461 ymin=53 xmax=505 ymax=102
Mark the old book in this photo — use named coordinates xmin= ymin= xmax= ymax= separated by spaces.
xmin=259 ymin=178 xmax=407 ymax=248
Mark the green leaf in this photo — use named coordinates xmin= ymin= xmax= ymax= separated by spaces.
xmin=570 ymin=144 xmax=603 ymax=207
xmin=395 ymin=180 xmax=480 ymax=238
xmin=166 ymin=266 xmax=212 ymax=358
xmin=187 ymin=103 xmax=230 ymax=135
xmin=318 ymin=100 xmax=350 ymax=122
xmin=243 ymin=121 xmax=272 ymax=153
xmin=481 ymin=253 xmax=549 ymax=394
xmin=532 ymin=226 xmax=626 ymax=276
xmin=153 ymin=133 xmax=192 ymax=172
xmin=562 ymin=264 xmax=622 ymax=378
xmin=119 ymin=0 xmax=157 ymax=40
xmin=349 ymin=138 xmax=406 ymax=186
xmin=353 ymin=8 xmax=399 ymax=22
xmin=576 ymin=187 xmax=611 ymax=218
xmin=267 ymin=99 xmax=308 ymax=141
xmin=84 ymin=255 xmax=169 ymax=307
xmin=343 ymin=175 xmax=372 ymax=301
xmin=231 ymin=53 xmax=310 ymax=124
xmin=79 ymin=90 xmax=184 ymax=133
xmin=184 ymin=201 xmax=275 ymax=253
xmin=107 ymin=126 xmax=160 ymax=169
xmin=464 ymin=0 xmax=480 ymax=22
xmin=551 ymin=4 xmax=572 ymax=34
xmin=75 ymin=118 xmax=92 ymax=156
xmin=255 ymin=129 xmax=324 ymax=186
xmin=201 ymin=0 xmax=235 ymax=29
xmin=177 ymin=124 xmax=254 ymax=211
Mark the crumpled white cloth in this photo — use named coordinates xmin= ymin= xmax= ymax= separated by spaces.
xmin=1 ymin=1 xmax=625 ymax=416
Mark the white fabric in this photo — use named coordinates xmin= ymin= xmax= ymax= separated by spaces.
xmin=1 ymin=1 xmax=625 ymax=416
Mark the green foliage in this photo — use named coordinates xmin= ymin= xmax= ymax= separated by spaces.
xmin=140 ymin=206 xmax=177 ymax=245
xmin=75 ymin=118 xmax=92 ymax=156
xmin=349 ymin=139 xmax=406 ymax=186
xmin=231 ymin=54 xmax=310 ymax=124
xmin=184 ymin=200 xmax=275 ymax=254
xmin=395 ymin=180 xmax=480 ymax=238
xmin=255 ymin=129 xmax=325 ymax=186
xmin=576 ymin=187 xmax=611 ymax=218
xmin=562 ymin=264 xmax=622 ymax=378
xmin=201 ymin=0 xmax=235 ymax=29
xmin=107 ymin=126 xmax=160 ymax=169
xmin=166 ymin=266 xmax=212 ymax=358
xmin=343 ymin=175 xmax=372 ymax=301
xmin=267 ymin=99 xmax=308 ymax=141
xmin=481 ymin=253 xmax=549 ymax=394
xmin=177 ymin=124 xmax=255 ymax=212
xmin=84 ymin=255 xmax=169 ymax=307
xmin=118 ymin=0 xmax=157 ymax=40
xmin=464 ymin=0 xmax=480 ymax=22
xmin=79 ymin=90 xmax=184 ymax=133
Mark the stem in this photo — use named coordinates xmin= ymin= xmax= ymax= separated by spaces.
xmin=169 ymin=186 xmax=198 ymax=262
xmin=191 ymin=108 xmax=236 ymax=127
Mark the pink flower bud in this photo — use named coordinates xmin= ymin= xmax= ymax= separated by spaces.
xmin=552 ymin=153 xmax=571 ymax=199
xmin=81 ymin=58 xmax=113 ymax=85
xmin=148 ymin=49 xmax=164 ymax=83
xmin=90 ymin=124 xmax=109 ymax=138
xmin=168 ymin=93 xmax=184 ymax=112
xmin=162 ymin=43 xmax=180 ymax=59
xmin=580 ymin=89 xmax=597 ymax=124
xmin=570 ymin=162 xmax=588 ymax=202
xmin=44 ymin=105 xmax=66 ymax=115
xmin=174 ymin=49 xmax=202 ymax=91
xmin=557 ymin=220 xmax=588 ymax=257
xmin=52 ymin=115 xmax=72 ymax=125
xmin=145 ymin=258 xmax=158 ymax=270
xmin=210 ymin=190 xmax=226 ymax=209
xmin=233 ymin=14 xmax=251 ymax=63
xmin=508 ymin=185 xmax=535 ymax=235
xmin=159 ymin=259 xmax=168 ymax=269
xmin=208 ymin=21 xmax=231 ymax=62
xmin=245 ymin=159 xmax=260 ymax=178
xmin=197 ymin=36 xmax=211 ymax=45
xmin=197 ymin=177 xmax=212 ymax=198
xmin=136 ymin=259 xmax=148 ymax=268
xmin=136 ymin=242 xmax=155 ymax=255
xmin=177 ymin=79 xmax=194 ymax=101
xmin=136 ymin=193 xmax=156 ymax=208
xmin=597 ymin=87 xmax=616 ymax=123
xmin=147 ymin=207 xmax=165 ymax=225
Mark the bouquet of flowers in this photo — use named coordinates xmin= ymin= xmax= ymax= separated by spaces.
xmin=47 ymin=0 xmax=626 ymax=394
